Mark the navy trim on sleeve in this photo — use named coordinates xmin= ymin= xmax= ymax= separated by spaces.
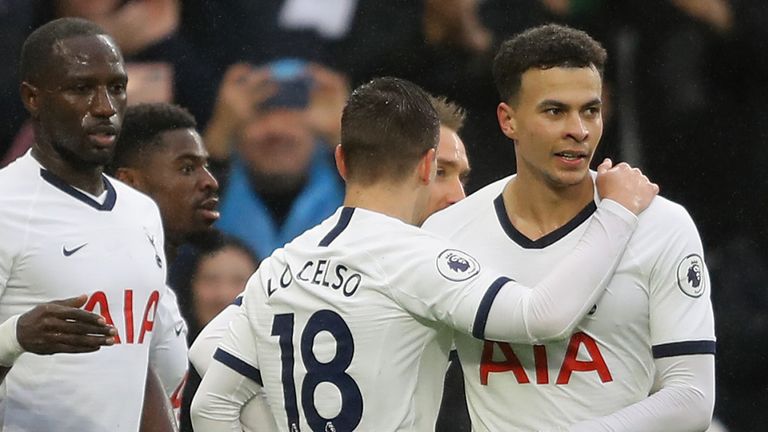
xmin=319 ymin=207 xmax=355 ymax=246
xmin=472 ymin=276 xmax=512 ymax=339
xmin=213 ymin=348 xmax=263 ymax=385
xmin=40 ymin=168 xmax=117 ymax=211
xmin=652 ymin=340 xmax=716 ymax=359
xmin=232 ymin=295 xmax=243 ymax=306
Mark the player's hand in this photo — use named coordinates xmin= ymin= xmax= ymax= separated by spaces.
xmin=595 ymin=158 xmax=659 ymax=215
xmin=16 ymin=295 xmax=117 ymax=355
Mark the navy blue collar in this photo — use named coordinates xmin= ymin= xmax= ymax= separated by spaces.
xmin=40 ymin=168 xmax=117 ymax=211
xmin=319 ymin=207 xmax=355 ymax=246
xmin=494 ymin=194 xmax=596 ymax=249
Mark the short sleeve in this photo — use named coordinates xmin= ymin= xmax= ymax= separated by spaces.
xmin=0 ymin=210 xmax=20 ymax=296
xmin=374 ymin=235 xmax=510 ymax=339
xmin=149 ymin=286 xmax=189 ymax=397
xmin=189 ymin=300 xmax=243 ymax=376
xmin=213 ymin=290 xmax=262 ymax=385
xmin=649 ymin=209 xmax=716 ymax=358
xmin=0 ymin=238 xmax=11 ymax=295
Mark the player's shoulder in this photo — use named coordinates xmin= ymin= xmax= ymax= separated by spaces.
xmin=286 ymin=206 xmax=449 ymax=268
xmin=0 ymin=151 xmax=40 ymax=195
xmin=352 ymin=207 xmax=442 ymax=246
xmin=638 ymin=194 xmax=697 ymax=231
xmin=107 ymin=175 xmax=164 ymax=218
xmin=108 ymin=175 xmax=158 ymax=208
xmin=0 ymin=153 xmax=48 ymax=229
xmin=423 ymin=175 xmax=511 ymax=236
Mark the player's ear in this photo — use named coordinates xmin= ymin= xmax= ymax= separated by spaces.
xmin=334 ymin=144 xmax=348 ymax=181
xmin=20 ymin=82 xmax=40 ymax=118
xmin=114 ymin=167 xmax=143 ymax=188
xmin=497 ymin=102 xmax=517 ymax=140
xmin=417 ymin=148 xmax=436 ymax=185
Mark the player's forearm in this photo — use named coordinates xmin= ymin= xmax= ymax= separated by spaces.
xmin=140 ymin=367 xmax=178 ymax=432
xmin=191 ymin=358 xmax=262 ymax=432
xmin=562 ymin=355 xmax=715 ymax=432
xmin=483 ymin=200 xmax=638 ymax=343
xmin=240 ymin=395 xmax=280 ymax=432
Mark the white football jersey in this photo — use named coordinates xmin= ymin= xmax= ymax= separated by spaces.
xmin=150 ymin=285 xmax=189 ymax=411
xmin=0 ymin=152 xmax=167 ymax=432
xmin=423 ymin=175 xmax=716 ymax=431
xmin=215 ymin=207 xmax=516 ymax=431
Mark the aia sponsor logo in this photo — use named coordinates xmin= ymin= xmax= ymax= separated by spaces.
xmin=85 ymin=289 xmax=160 ymax=344
xmin=480 ymin=332 xmax=612 ymax=385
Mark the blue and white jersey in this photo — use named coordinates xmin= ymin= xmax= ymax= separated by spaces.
xmin=422 ymin=175 xmax=716 ymax=431
xmin=0 ymin=152 xmax=167 ymax=432
xmin=215 ymin=206 xmax=514 ymax=431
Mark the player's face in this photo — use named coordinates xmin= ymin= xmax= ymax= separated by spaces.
xmin=191 ymin=246 xmax=257 ymax=326
xmin=238 ymin=109 xmax=315 ymax=183
xmin=139 ymin=129 xmax=219 ymax=242
xmin=424 ymin=125 xmax=470 ymax=217
xmin=498 ymin=66 xmax=602 ymax=189
xmin=31 ymin=35 xmax=127 ymax=169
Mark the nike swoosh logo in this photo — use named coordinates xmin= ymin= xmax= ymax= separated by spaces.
xmin=174 ymin=324 xmax=186 ymax=337
xmin=63 ymin=243 xmax=88 ymax=256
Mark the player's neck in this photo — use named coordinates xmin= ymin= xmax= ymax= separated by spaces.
xmin=343 ymin=182 xmax=423 ymax=226
xmin=502 ymin=174 xmax=594 ymax=240
xmin=31 ymin=144 xmax=105 ymax=195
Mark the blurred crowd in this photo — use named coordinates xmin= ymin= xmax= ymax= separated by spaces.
xmin=2 ymin=0 xmax=766 ymax=430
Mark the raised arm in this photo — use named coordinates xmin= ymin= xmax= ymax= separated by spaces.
xmin=482 ymin=160 xmax=659 ymax=342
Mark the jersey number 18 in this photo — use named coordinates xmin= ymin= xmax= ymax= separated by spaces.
xmin=272 ymin=310 xmax=363 ymax=431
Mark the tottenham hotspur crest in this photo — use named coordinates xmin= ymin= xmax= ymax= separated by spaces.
xmin=436 ymin=249 xmax=480 ymax=281
xmin=144 ymin=228 xmax=163 ymax=269
xmin=677 ymin=254 xmax=705 ymax=298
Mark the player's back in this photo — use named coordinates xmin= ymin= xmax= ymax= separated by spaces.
xmin=243 ymin=207 xmax=478 ymax=431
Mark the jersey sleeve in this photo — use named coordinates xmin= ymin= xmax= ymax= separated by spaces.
xmin=380 ymin=199 xmax=639 ymax=344
xmin=189 ymin=297 xmax=243 ymax=376
xmin=372 ymin=230 xmax=508 ymax=338
xmin=0 ymin=209 xmax=21 ymax=297
xmin=0 ymin=232 xmax=11 ymax=295
xmin=648 ymin=207 xmax=716 ymax=357
xmin=561 ymin=355 xmax=715 ymax=431
xmin=211 ymin=287 xmax=262 ymax=386
xmin=149 ymin=286 xmax=189 ymax=398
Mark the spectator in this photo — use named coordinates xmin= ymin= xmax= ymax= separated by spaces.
xmin=204 ymin=59 xmax=347 ymax=259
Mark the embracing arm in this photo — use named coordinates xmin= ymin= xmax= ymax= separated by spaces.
xmin=481 ymin=162 xmax=658 ymax=343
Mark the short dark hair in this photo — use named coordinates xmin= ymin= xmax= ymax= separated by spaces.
xmin=493 ymin=24 xmax=607 ymax=103
xmin=340 ymin=77 xmax=439 ymax=184
xmin=20 ymin=17 xmax=109 ymax=85
xmin=430 ymin=95 xmax=467 ymax=133
xmin=107 ymin=103 xmax=197 ymax=174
